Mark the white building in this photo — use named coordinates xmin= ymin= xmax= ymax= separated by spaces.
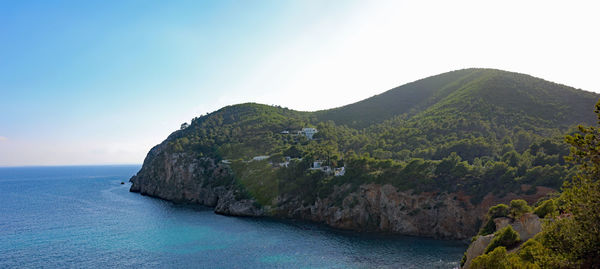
xmin=312 ymin=161 xmax=322 ymax=169
xmin=334 ymin=167 xmax=346 ymax=177
xmin=301 ymin=128 xmax=318 ymax=140
xmin=321 ymin=166 xmax=332 ymax=174
xmin=252 ymin=155 xmax=270 ymax=161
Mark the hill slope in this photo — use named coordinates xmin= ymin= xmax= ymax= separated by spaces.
xmin=129 ymin=68 xmax=599 ymax=239
xmin=317 ymin=68 xmax=596 ymax=129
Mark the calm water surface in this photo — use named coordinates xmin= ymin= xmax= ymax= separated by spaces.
xmin=0 ymin=165 xmax=467 ymax=268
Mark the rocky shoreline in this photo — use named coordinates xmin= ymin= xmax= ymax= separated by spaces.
xmin=130 ymin=143 xmax=554 ymax=240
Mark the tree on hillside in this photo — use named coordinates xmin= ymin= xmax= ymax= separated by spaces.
xmin=467 ymin=100 xmax=600 ymax=268
xmin=547 ymin=101 xmax=600 ymax=266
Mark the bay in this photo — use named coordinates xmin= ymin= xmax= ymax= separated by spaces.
xmin=0 ymin=165 xmax=466 ymax=268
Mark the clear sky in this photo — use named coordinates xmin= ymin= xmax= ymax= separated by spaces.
xmin=1 ymin=0 xmax=599 ymax=166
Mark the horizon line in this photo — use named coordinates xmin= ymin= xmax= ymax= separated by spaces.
xmin=0 ymin=163 xmax=142 ymax=168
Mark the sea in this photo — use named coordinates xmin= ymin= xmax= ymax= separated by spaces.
xmin=0 ymin=165 xmax=467 ymax=268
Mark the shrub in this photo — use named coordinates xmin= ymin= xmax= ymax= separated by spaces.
xmin=479 ymin=218 xmax=497 ymax=236
xmin=488 ymin=203 xmax=510 ymax=218
xmin=509 ymin=199 xmax=532 ymax=219
xmin=472 ymin=241 xmax=551 ymax=269
xmin=485 ymin=225 xmax=521 ymax=253
xmin=518 ymin=238 xmax=546 ymax=263
xmin=533 ymin=199 xmax=557 ymax=218
xmin=479 ymin=203 xmax=509 ymax=235
xmin=471 ymin=246 xmax=509 ymax=269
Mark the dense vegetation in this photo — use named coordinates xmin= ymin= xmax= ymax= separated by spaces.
xmin=163 ymin=68 xmax=598 ymax=206
xmin=484 ymin=225 xmax=521 ymax=254
xmin=468 ymin=101 xmax=600 ymax=268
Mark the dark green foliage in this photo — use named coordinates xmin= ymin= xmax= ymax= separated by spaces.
xmin=509 ymin=199 xmax=532 ymax=219
xmin=517 ymin=239 xmax=546 ymax=263
xmin=540 ymin=102 xmax=600 ymax=266
xmin=478 ymin=218 xmax=497 ymax=236
xmin=488 ymin=204 xmax=510 ymax=218
xmin=518 ymin=164 xmax=569 ymax=189
xmin=153 ymin=69 xmax=599 ymax=206
xmin=471 ymin=247 xmax=509 ymax=269
xmin=479 ymin=204 xmax=510 ymax=236
xmin=533 ymin=199 xmax=557 ymax=218
xmin=485 ymin=225 xmax=521 ymax=254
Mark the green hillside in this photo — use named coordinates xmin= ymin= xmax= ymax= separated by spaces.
xmin=466 ymin=102 xmax=600 ymax=268
xmin=316 ymin=68 xmax=596 ymax=129
xmin=163 ymin=68 xmax=599 ymax=205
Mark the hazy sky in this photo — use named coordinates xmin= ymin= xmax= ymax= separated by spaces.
xmin=1 ymin=0 xmax=599 ymax=166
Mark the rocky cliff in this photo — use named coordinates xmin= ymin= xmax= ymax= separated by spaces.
xmin=130 ymin=147 xmax=554 ymax=240
xmin=461 ymin=213 xmax=543 ymax=268
xmin=130 ymin=142 xmax=265 ymax=216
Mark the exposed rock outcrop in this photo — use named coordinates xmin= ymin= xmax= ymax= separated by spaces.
xmin=130 ymin=142 xmax=266 ymax=216
xmin=463 ymin=234 xmax=494 ymax=269
xmin=461 ymin=213 xmax=542 ymax=268
xmin=494 ymin=213 xmax=542 ymax=242
xmin=273 ymin=184 xmax=484 ymax=239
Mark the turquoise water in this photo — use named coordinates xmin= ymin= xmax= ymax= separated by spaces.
xmin=0 ymin=165 xmax=467 ymax=268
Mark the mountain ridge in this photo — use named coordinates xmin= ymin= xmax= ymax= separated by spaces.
xmin=314 ymin=68 xmax=597 ymax=129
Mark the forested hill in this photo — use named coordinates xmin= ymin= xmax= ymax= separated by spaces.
xmin=142 ymin=68 xmax=599 ymax=206
xmin=316 ymin=68 xmax=597 ymax=129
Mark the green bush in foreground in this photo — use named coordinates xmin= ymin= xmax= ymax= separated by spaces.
xmin=471 ymin=247 xmax=510 ymax=269
xmin=489 ymin=203 xmax=510 ymax=218
xmin=478 ymin=218 xmax=496 ymax=236
xmin=509 ymin=199 xmax=532 ymax=219
xmin=533 ymin=199 xmax=557 ymax=218
xmin=479 ymin=203 xmax=510 ymax=236
xmin=471 ymin=243 xmax=546 ymax=269
xmin=516 ymin=238 xmax=558 ymax=267
xmin=471 ymin=237 xmax=564 ymax=268
xmin=485 ymin=225 xmax=521 ymax=254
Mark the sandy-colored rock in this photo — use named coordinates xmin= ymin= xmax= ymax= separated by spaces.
xmin=463 ymin=234 xmax=494 ymax=269
xmin=462 ymin=213 xmax=542 ymax=268
xmin=494 ymin=213 xmax=541 ymax=242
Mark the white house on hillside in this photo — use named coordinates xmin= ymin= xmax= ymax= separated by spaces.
xmin=334 ymin=167 xmax=346 ymax=176
xmin=312 ymin=161 xmax=322 ymax=169
xmin=252 ymin=155 xmax=270 ymax=161
xmin=301 ymin=128 xmax=318 ymax=140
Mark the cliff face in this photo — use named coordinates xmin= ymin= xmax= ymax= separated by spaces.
xmin=130 ymin=142 xmax=266 ymax=216
xmin=273 ymin=184 xmax=483 ymax=239
xmin=130 ymin=150 xmax=552 ymax=240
